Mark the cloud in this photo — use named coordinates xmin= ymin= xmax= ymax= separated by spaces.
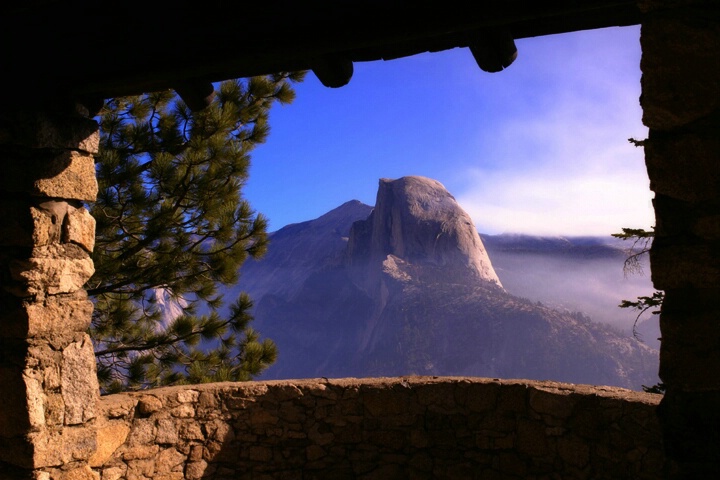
xmin=458 ymin=168 xmax=654 ymax=235
xmin=456 ymin=123 xmax=654 ymax=236
xmin=453 ymin=27 xmax=653 ymax=236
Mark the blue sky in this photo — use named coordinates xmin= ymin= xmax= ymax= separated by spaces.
xmin=244 ymin=25 xmax=653 ymax=236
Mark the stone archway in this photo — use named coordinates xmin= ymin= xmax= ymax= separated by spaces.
xmin=0 ymin=1 xmax=718 ymax=478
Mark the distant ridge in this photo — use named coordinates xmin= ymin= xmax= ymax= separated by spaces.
xmin=227 ymin=176 xmax=658 ymax=389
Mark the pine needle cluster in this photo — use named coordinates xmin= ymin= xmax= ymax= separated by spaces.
xmin=612 ymin=226 xmax=665 ymax=394
xmin=88 ymin=72 xmax=305 ymax=393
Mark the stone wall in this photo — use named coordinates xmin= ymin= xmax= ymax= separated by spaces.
xmin=3 ymin=3 xmax=717 ymax=479
xmin=639 ymin=1 xmax=720 ymax=477
xmin=0 ymin=106 xmax=100 ymax=479
xmin=91 ymin=377 xmax=664 ymax=480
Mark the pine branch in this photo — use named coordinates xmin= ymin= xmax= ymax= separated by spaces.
xmin=613 ymin=226 xmax=663 ymax=342
xmin=90 ymin=74 xmax=302 ymax=391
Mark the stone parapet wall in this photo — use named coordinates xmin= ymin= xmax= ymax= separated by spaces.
xmin=92 ymin=377 xmax=664 ymax=480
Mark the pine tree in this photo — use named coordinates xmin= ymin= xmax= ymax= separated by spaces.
xmin=87 ymin=72 xmax=305 ymax=393
xmin=612 ymin=227 xmax=664 ymax=327
xmin=612 ymin=226 xmax=665 ymax=394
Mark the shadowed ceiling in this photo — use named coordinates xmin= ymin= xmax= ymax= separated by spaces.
xmin=1 ymin=1 xmax=640 ymax=110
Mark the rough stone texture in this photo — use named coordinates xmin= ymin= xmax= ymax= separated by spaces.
xmin=28 ymin=425 xmax=98 ymax=469
xmin=348 ymin=176 xmax=502 ymax=291
xmin=31 ymin=151 xmax=98 ymax=203
xmin=0 ymin=107 xmax=100 ymax=479
xmin=0 ymin=199 xmax=33 ymax=247
xmin=0 ymin=294 xmax=94 ymax=340
xmin=0 ymin=109 xmax=99 ymax=154
xmin=9 ymin=244 xmax=95 ymax=298
xmin=649 ymin=195 xmax=720 ymax=290
xmin=641 ymin=1 xmax=720 ymax=477
xmin=1 ymin=150 xmax=98 ymax=202
xmin=644 ymin=127 xmax=720 ymax=203
xmin=62 ymin=335 xmax=100 ymax=426
xmin=640 ymin=6 xmax=720 ymax=130
xmin=32 ymin=203 xmax=67 ymax=247
xmin=658 ymin=288 xmax=720 ymax=389
xmin=64 ymin=206 xmax=96 ymax=253
xmin=0 ymin=200 xmax=95 ymax=253
xmin=89 ymin=422 xmax=131 ymax=468
xmin=92 ymin=378 xmax=665 ymax=480
xmin=649 ymin=238 xmax=720 ymax=290
xmin=0 ymin=361 xmax=32 ymax=438
xmin=28 ymin=202 xmax=97 ymax=253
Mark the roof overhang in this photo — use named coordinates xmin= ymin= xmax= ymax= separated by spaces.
xmin=1 ymin=1 xmax=641 ymax=109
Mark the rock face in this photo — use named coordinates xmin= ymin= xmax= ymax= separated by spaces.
xmin=233 ymin=176 xmax=659 ymax=390
xmin=347 ymin=176 xmax=502 ymax=292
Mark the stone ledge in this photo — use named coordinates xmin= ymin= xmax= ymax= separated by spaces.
xmin=93 ymin=377 xmax=665 ymax=479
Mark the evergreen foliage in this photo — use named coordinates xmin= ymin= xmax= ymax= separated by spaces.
xmin=611 ymin=227 xmax=664 ymax=324
xmin=88 ymin=73 xmax=305 ymax=393
xmin=612 ymin=226 xmax=665 ymax=394
xmin=612 ymin=227 xmax=654 ymax=277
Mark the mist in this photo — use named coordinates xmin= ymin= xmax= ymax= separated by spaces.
xmin=481 ymin=235 xmax=660 ymax=351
